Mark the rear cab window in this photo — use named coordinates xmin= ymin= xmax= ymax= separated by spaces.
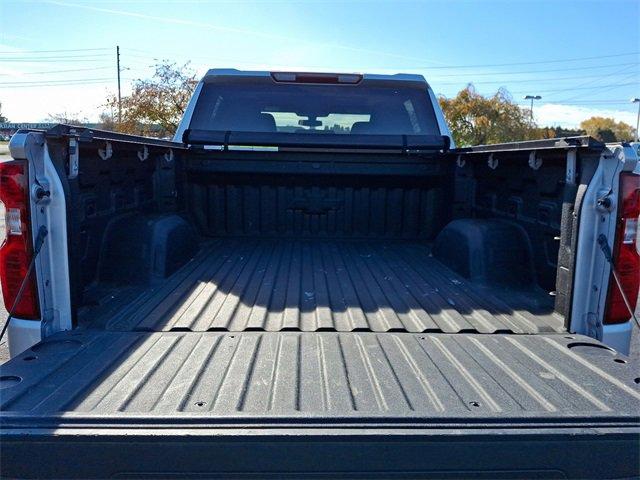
xmin=189 ymin=77 xmax=441 ymax=137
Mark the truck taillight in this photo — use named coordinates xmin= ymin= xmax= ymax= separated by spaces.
xmin=604 ymin=172 xmax=640 ymax=324
xmin=0 ymin=160 xmax=40 ymax=319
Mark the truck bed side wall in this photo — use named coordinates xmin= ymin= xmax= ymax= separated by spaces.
xmin=46 ymin=136 xmax=179 ymax=318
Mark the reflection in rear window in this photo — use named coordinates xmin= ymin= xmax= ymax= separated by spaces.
xmin=190 ymin=81 xmax=440 ymax=136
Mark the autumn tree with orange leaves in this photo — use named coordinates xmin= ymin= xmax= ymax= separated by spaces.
xmin=104 ymin=62 xmax=196 ymax=138
xmin=580 ymin=116 xmax=636 ymax=142
xmin=438 ymin=85 xmax=553 ymax=146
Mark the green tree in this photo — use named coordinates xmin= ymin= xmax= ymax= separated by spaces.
xmin=106 ymin=62 xmax=196 ymax=137
xmin=438 ymin=85 xmax=544 ymax=146
xmin=580 ymin=116 xmax=635 ymax=142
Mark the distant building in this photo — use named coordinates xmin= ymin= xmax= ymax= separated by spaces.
xmin=0 ymin=122 xmax=163 ymax=140
xmin=0 ymin=122 xmax=103 ymax=139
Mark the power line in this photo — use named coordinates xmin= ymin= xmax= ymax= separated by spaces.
xmin=1 ymin=58 xmax=112 ymax=64
xmin=122 ymin=52 xmax=639 ymax=85
xmin=434 ymin=66 xmax=638 ymax=86
xmin=0 ymin=53 xmax=112 ymax=61
xmin=557 ymin=79 xmax=640 ymax=104
xmin=519 ymin=99 xmax=636 ymax=105
xmin=437 ymin=69 xmax=639 ymax=101
xmin=121 ymin=47 xmax=640 ymax=75
xmin=0 ymin=82 xmax=111 ymax=89
xmin=124 ymin=47 xmax=639 ymax=70
xmin=542 ymin=69 xmax=638 ymax=99
xmin=574 ymin=98 xmax=635 ymax=101
xmin=0 ymin=66 xmax=113 ymax=76
xmin=419 ymin=52 xmax=639 ymax=69
xmin=0 ymin=77 xmax=114 ymax=85
xmin=556 ymin=101 xmax=637 ymax=106
xmin=10 ymin=44 xmax=633 ymax=72
xmin=5 ymin=47 xmax=637 ymax=75
xmin=428 ymin=62 xmax=639 ymax=78
xmin=2 ymin=46 xmax=637 ymax=109
xmin=0 ymin=78 xmax=132 ymax=88
xmin=0 ymin=47 xmax=111 ymax=54
xmin=509 ymin=81 xmax=638 ymax=96
xmin=0 ymin=81 xmax=128 ymax=89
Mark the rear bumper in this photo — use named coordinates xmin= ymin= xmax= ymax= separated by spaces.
xmin=1 ymin=422 xmax=639 ymax=479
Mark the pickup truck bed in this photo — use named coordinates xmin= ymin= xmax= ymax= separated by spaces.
xmin=2 ymin=122 xmax=639 ymax=478
xmin=3 ymin=237 xmax=636 ymax=415
xmin=2 ymin=239 xmax=639 ymax=478
xmin=81 ymin=239 xmax=564 ymax=334
xmin=5 ymin=238 xmax=636 ymax=417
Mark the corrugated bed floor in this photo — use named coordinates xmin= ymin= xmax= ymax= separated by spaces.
xmin=83 ymin=239 xmax=565 ymax=334
xmin=1 ymin=331 xmax=639 ymax=417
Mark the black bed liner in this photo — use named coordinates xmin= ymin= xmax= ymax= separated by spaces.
xmin=80 ymin=239 xmax=564 ymax=334
xmin=2 ymin=330 xmax=639 ymax=417
xmin=1 ymin=329 xmax=638 ymax=478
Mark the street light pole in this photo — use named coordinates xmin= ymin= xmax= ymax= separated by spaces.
xmin=524 ymin=95 xmax=542 ymax=122
xmin=632 ymin=98 xmax=640 ymax=142
xmin=530 ymin=97 xmax=534 ymax=119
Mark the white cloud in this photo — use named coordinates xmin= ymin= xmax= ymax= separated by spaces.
xmin=534 ymin=103 xmax=638 ymax=129
xmin=1 ymin=84 xmax=115 ymax=122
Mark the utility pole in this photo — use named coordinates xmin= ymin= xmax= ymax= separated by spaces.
xmin=523 ymin=95 xmax=542 ymax=122
xmin=632 ymin=98 xmax=640 ymax=142
xmin=116 ymin=45 xmax=122 ymax=124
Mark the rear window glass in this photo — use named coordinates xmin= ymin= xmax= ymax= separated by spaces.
xmin=189 ymin=81 xmax=440 ymax=136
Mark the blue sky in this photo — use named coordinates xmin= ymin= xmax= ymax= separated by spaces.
xmin=1 ymin=0 xmax=638 ymax=127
